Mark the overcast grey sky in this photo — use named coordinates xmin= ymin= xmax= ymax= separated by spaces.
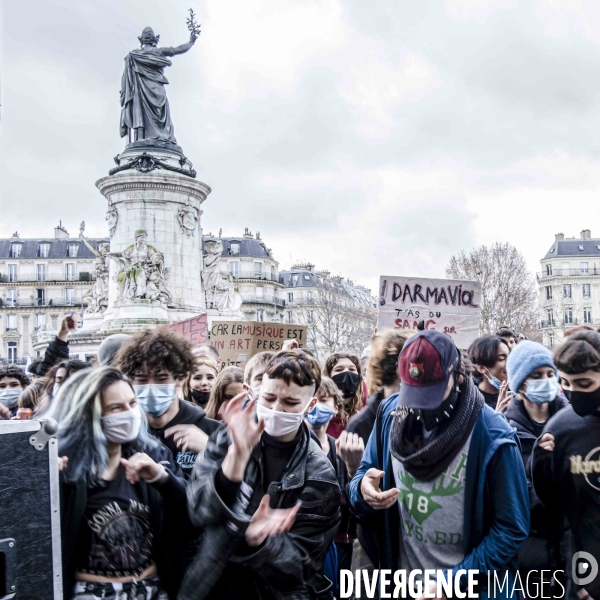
xmin=2 ymin=0 xmax=600 ymax=294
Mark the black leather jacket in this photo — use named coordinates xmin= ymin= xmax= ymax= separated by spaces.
xmin=180 ymin=423 xmax=341 ymax=600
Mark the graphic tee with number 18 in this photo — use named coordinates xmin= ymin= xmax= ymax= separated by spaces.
xmin=392 ymin=433 xmax=472 ymax=577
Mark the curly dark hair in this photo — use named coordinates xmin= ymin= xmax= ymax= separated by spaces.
xmin=366 ymin=329 xmax=416 ymax=395
xmin=27 ymin=357 xmax=43 ymax=377
xmin=0 ymin=365 xmax=30 ymax=388
xmin=115 ymin=326 xmax=194 ymax=379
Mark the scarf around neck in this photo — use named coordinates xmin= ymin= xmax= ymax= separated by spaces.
xmin=390 ymin=376 xmax=484 ymax=481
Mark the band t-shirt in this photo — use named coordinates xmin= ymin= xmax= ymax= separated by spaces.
xmin=392 ymin=433 xmax=472 ymax=581
xmin=76 ymin=468 xmax=154 ymax=578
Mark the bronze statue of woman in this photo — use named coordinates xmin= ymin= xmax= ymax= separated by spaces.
xmin=119 ymin=26 xmax=198 ymax=150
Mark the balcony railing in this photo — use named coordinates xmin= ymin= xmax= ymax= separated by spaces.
xmin=0 ymin=273 xmax=94 ymax=283
xmin=0 ymin=357 xmax=28 ymax=366
xmin=240 ymin=294 xmax=285 ymax=308
xmin=232 ymin=271 xmax=279 ymax=283
xmin=0 ymin=299 xmax=84 ymax=308
xmin=537 ymin=268 xmax=600 ymax=280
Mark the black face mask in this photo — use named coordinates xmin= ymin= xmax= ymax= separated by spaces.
xmin=332 ymin=371 xmax=360 ymax=399
xmin=565 ymin=388 xmax=600 ymax=417
xmin=191 ymin=389 xmax=211 ymax=407
xmin=417 ymin=386 xmax=460 ymax=431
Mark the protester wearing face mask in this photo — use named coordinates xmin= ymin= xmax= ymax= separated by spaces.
xmin=181 ymin=350 xmax=340 ymax=600
xmin=533 ymin=330 xmax=600 ymax=600
xmin=306 ymin=377 xmax=362 ymax=577
xmin=323 ymin=352 xmax=364 ymax=438
xmin=468 ymin=334 xmax=511 ymax=411
xmin=0 ymin=365 xmax=30 ymax=418
xmin=180 ymin=357 xmax=218 ymax=408
xmin=349 ymin=330 xmax=529 ymax=600
xmin=506 ymin=341 xmax=568 ymax=596
xmin=47 ymin=367 xmax=187 ymax=600
xmin=115 ymin=329 xmax=220 ymax=475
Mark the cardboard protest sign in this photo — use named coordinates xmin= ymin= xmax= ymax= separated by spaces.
xmin=378 ymin=276 xmax=482 ymax=349
xmin=168 ymin=313 xmax=209 ymax=345
xmin=209 ymin=321 xmax=308 ymax=369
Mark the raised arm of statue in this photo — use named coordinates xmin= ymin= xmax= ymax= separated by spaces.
xmin=161 ymin=32 xmax=197 ymax=57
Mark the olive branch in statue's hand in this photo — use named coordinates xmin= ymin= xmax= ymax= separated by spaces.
xmin=187 ymin=8 xmax=201 ymax=40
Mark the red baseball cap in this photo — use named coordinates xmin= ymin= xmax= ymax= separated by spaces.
xmin=397 ymin=330 xmax=460 ymax=410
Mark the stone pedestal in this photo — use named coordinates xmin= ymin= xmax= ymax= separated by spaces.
xmin=95 ymin=166 xmax=210 ymax=335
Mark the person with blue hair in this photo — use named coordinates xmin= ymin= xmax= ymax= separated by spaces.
xmin=506 ymin=341 xmax=569 ymax=596
xmin=47 ymin=366 xmax=187 ymax=600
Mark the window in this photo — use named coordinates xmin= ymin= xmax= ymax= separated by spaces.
xmin=584 ymin=307 xmax=592 ymax=324
xmin=546 ymin=309 xmax=554 ymax=325
xmin=548 ymin=334 xmax=555 ymax=349
xmin=306 ymin=292 xmax=315 ymax=304
xmin=546 ymin=264 xmax=552 ymax=276
xmin=10 ymin=243 xmax=22 ymax=258
xmin=288 ymin=292 xmax=294 ymax=303
xmin=7 ymin=341 xmax=17 ymax=362
xmin=561 ymin=262 xmax=570 ymax=276
xmin=271 ymin=265 xmax=276 ymax=279
xmin=229 ymin=261 xmax=239 ymax=277
xmin=6 ymin=289 xmax=16 ymax=307
xmin=256 ymin=309 xmax=264 ymax=322
xmin=254 ymin=262 xmax=262 ymax=278
xmin=564 ymin=307 xmax=573 ymax=324
xmin=65 ymin=263 xmax=75 ymax=281
xmin=256 ymin=286 xmax=264 ymax=298
xmin=291 ymin=274 xmax=299 ymax=286
xmin=37 ymin=264 xmax=46 ymax=282
xmin=303 ymin=274 xmax=311 ymax=281
xmin=550 ymin=248 xmax=555 ymax=253
xmin=286 ymin=311 xmax=294 ymax=324
xmin=35 ymin=314 xmax=46 ymax=330
xmin=307 ymin=310 xmax=314 ymax=324
xmin=230 ymin=242 xmax=240 ymax=256
xmin=583 ymin=284 xmax=591 ymax=298
xmin=6 ymin=315 xmax=17 ymax=331
xmin=564 ymin=284 xmax=572 ymax=299
xmin=65 ymin=288 xmax=75 ymax=305
xmin=38 ymin=243 xmax=50 ymax=258
xmin=579 ymin=245 xmax=584 ymax=251
xmin=545 ymin=286 xmax=552 ymax=300
xmin=36 ymin=289 xmax=45 ymax=306
xmin=67 ymin=243 xmax=79 ymax=258
xmin=581 ymin=262 xmax=589 ymax=275
xmin=8 ymin=265 xmax=17 ymax=282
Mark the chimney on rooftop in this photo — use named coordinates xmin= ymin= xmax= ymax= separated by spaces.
xmin=555 ymin=233 xmax=564 ymax=241
xmin=243 ymin=228 xmax=253 ymax=238
xmin=55 ymin=221 xmax=69 ymax=239
xmin=581 ymin=229 xmax=591 ymax=240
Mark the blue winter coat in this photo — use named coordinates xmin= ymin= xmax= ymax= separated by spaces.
xmin=348 ymin=386 xmax=530 ymax=600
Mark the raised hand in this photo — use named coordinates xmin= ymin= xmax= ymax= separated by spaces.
xmin=165 ymin=423 xmax=209 ymax=454
xmin=120 ymin=452 xmax=167 ymax=484
xmin=245 ymin=495 xmax=301 ymax=547
xmin=360 ymin=468 xmax=399 ymax=510
xmin=335 ymin=431 xmax=365 ymax=477
xmin=221 ymin=391 xmax=265 ymax=482
xmin=495 ymin=381 xmax=511 ymax=414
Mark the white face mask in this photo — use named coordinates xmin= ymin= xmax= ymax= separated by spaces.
xmin=256 ymin=400 xmax=312 ymax=438
xmin=101 ymin=405 xmax=142 ymax=444
xmin=0 ymin=388 xmax=21 ymax=410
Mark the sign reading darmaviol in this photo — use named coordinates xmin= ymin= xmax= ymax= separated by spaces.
xmin=209 ymin=321 xmax=308 ymax=369
xmin=378 ymin=276 xmax=482 ymax=349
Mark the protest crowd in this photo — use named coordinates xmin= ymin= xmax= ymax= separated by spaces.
xmin=1 ymin=315 xmax=600 ymax=600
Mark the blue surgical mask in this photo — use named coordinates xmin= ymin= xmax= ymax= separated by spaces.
xmin=485 ymin=369 xmax=503 ymax=391
xmin=524 ymin=377 xmax=560 ymax=405
xmin=306 ymin=404 xmax=335 ymax=427
xmin=133 ymin=383 xmax=176 ymax=417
